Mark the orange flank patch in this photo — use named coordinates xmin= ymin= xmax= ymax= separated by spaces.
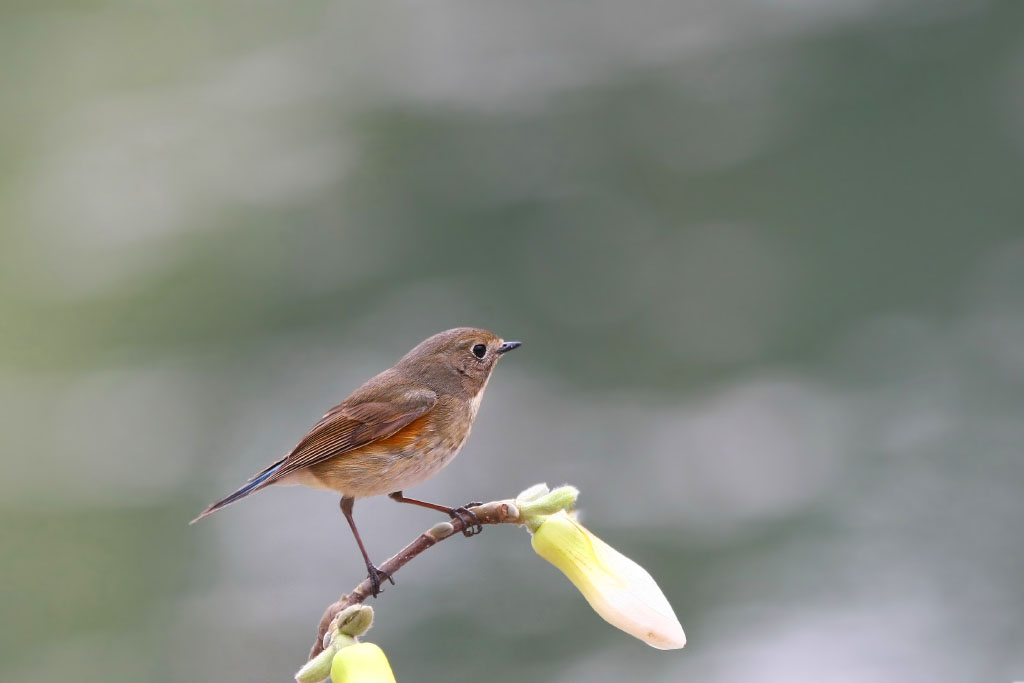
xmin=371 ymin=414 xmax=432 ymax=450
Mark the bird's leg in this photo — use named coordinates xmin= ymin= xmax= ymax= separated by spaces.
xmin=388 ymin=491 xmax=484 ymax=537
xmin=340 ymin=496 xmax=393 ymax=598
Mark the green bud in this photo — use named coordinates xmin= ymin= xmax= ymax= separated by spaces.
xmin=295 ymin=642 xmax=338 ymax=683
xmin=519 ymin=486 xmax=580 ymax=529
xmin=515 ymin=483 xmax=550 ymax=503
xmin=336 ymin=604 xmax=375 ymax=638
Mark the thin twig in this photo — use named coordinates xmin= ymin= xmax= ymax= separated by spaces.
xmin=308 ymin=499 xmax=523 ymax=660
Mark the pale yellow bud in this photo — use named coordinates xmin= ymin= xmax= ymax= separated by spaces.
xmin=530 ymin=510 xmax=686 ymax=650
xmin=330 ymin=642 xmax=397 ymax=683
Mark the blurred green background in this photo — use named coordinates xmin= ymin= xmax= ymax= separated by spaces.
xmin=3 ymin=0 xmax=1023 ymax=681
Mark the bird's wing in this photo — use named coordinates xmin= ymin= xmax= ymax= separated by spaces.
xmin=259 ymin=386 xmax=438 ymax=485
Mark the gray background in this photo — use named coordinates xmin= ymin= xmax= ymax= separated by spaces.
xmin=2 ymin=1 xmax=1023 ymax=681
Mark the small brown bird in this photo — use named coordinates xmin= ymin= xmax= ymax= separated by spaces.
xmin=192 ymin=327 xmax=521 ymax=595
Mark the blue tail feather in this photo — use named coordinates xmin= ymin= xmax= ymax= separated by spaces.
xmin=190 ymin=460 xmax=283 ymax=524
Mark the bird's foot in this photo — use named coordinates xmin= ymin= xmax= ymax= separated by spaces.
xmin=365 ymin=563 xmax=394 ymax=598
xmin=448 ymin=502 xmax=484 ymax=537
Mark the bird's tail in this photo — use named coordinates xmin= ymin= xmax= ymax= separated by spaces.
xmin=189 ymin=459 xmax=285 ymax=524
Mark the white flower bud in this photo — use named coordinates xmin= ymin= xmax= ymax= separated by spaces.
xmin=530 ymin=510 xmax=685 ymax=650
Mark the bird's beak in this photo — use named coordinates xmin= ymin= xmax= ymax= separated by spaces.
xmin=497 ymin=341 xmax=522 ymax=354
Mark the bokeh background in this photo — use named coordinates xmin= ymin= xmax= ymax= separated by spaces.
xmin=3 ymin=0 xmax=1023 ymax=681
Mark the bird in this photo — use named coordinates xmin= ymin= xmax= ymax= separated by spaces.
xmin=192 ymin=327 xmax=521 ymax=596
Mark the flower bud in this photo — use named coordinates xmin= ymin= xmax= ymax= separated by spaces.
xmin=330 ymin=642 xmax=397 ymax=683
xmin=295 ymin=641 xmax=340 ymax=683
xmin=336 ymin=604 xmax=375 ymax=638
xmin=530 ymin=510 xmax=686 ymax=650
xmin=519 ymin=486 xmax=580 ymax=524
xmin=516 ymin=483 xmax=551 ymax=503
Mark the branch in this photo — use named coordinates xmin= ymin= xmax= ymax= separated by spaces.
xmin=308 ymin=499 xmax=523 ymax=660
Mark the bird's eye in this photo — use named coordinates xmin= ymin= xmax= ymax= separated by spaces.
xmin=472 ymin=343 xmax=487 ymax=359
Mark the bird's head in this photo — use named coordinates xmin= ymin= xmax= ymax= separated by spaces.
xmin=398 ymin=327 xmax=521 ymax=395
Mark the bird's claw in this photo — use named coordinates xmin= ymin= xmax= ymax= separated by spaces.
xmin=366 ymin=563 xmax=394 ymax=598
xmin=449 ymin=503 xmax=484 ymax=537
